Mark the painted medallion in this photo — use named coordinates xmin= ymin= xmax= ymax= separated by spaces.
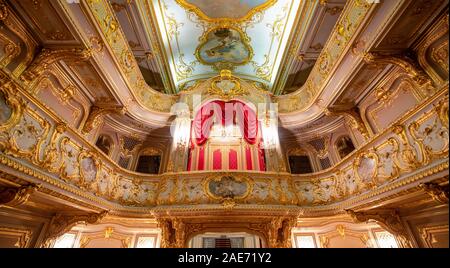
xmin=196 ymin=27 xmax=252 ymax=66
xmin=207 ymin=175 xmax=249 ymax=199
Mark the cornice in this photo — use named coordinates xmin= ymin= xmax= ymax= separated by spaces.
xmin=276 ymin=0 xmax=407 ymax=127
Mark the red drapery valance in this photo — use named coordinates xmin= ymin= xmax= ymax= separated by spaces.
xmin=192 ymin=100 xmax=258 ymax=146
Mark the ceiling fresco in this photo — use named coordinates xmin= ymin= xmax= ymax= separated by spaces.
xmin=139 ymin=0 xmax=301 ymax=92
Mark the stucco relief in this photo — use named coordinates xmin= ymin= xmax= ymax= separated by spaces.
xmin=80 ymin=156 xmax=98 ymax=184
xmin=355 ymin=153 xmax=378 ymax=188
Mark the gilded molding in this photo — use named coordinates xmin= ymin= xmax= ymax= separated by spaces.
xmin=0 ymin=0 xmax=8 ymax=21
xmin=42 ymin=211 xmax=108 ymax=247
xmin=419 ymin=182 xmax=449 ymax=204
xmin=0 ymin=183 xmax=40 ymax=207
xmin=346 ymin=209 xmax=413 ymax=248
xmin=20 ymin=48 xmax=92 ymax=88
xmin=363 ymin=52 xmax=435 ymax=92
xmin=157 ymin=215 xmax=297 ymax=248
xmin=0 ymin=227 xmax=32 ymax=248
xmin=81 ymin=104 xmax=125 ymax=134
xmin=0 ymin=81 xmax=25 ymax=133
xmin=84 ymin=0 xmax=178 ymax=111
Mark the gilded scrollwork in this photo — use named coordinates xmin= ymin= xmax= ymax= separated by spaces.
xmin=0 ymin=81 xmax=24 ymax=134
xmin=42 ymin=211 xmax=108 ymax=248
xmin=207 ymin=70 xmax=249 ymax=100
xmin=2 ymin=107 xmax=50 ymax=166
xmin=42 ymin=123 xmax=66 ymax=173
xmin=0 ymin=0 xmax=8 ymax=21
xmin=20 ymin=48 xmax=92 ymax=88
xmin=81 ymin=104 xmax=125 ymax=134
xmin=419 ymin=182 xmax=449 ymax=204
xmin=0 ymin=67 xmax=449 ymax=211
xmin=0 ymin=184 xmax=40 ymax=207
xmin=363 ymin=52 xmax=434 ymax=89
xmin=389 ymin=125 xmax=421 ymax=171
xmin=409 ymin=101 xmax=449 ymax=164
xmin=346 ymin=209 xmax=413 ymax=248
xmin=0 ymin=32 xmax=20 ymax=69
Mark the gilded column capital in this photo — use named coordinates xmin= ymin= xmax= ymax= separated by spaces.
xmin=265 ymin=216 xmax=297 ymax=248
xmin=0 ymin=184 xmax=40 ymax=207
xmin=0 ymin=0 xmax=8 ymax=21
xmin=326 ymin=107 xmax=371 ymax=140
xmin=419 ymin=182 xmax=449 ymax=204
xmin=42 ymin=211 xmax=108 ymax=247
xmin=157 ymin=218 xmax=192 ymax=248
xmin=346 ymin=209 xmax=413 ymax=248
xmin=81 ymin=104 xmax=125 ymax=134
xmin=20 ymin=48 xmax=92 ymax=86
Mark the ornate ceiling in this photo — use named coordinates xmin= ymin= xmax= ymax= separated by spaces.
xmin=134 ymin=0 xmax=302 ymax=93
xmin=7 ymin=0 xmax=444 ymax=130
xmin=106 ymin=0 xmax=347 ymax=96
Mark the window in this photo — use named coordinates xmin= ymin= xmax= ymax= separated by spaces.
xmin=135 ymin=236 xmax=156 ymax=248
xmin=295 ymin=235 xmax=316 ymax=248
xmin=53 ymin=233 xmax=76 ymax=248
xmin=336 ymin=136 xmax=355 ymax=159
xmin=136 ymin=155 xmax=161 ymax=174
xmin=95 ymin=135 xmax=113 ymax=156
xmin=289 ymin=155 xmax=313 ymax=174
xmin=374 ymin=231 xmax=398 ymax=248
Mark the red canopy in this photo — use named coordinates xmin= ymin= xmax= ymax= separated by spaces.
xmin=192 ymin=100 xmax=258 ymax=146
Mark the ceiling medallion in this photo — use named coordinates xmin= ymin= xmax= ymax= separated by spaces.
xmin=175 ymin=0 xmax=277 ymax=23
xmin=208 ymin=70 xmax=249 ymax=100
xmin=195 ymin=26 xmax=253 ymax=69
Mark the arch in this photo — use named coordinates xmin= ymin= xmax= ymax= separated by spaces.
xmin=95 ymin=134 xmax=114 ymax=156
xmin=335 ymin=135 xmax=356 ymax=160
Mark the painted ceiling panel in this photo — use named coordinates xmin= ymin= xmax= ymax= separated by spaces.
xmin=140 ymin=0 xmax=301 ymax=92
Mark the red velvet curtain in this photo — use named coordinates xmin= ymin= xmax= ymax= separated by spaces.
xmin=193 ymin=100 xmax=258 ymax=145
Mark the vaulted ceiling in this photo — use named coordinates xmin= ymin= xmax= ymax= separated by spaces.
xmin=110 ymin=0 xmax=345 ymax=94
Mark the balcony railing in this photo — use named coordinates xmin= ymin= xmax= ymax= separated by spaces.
xmin=0 ymin=72 xmax=448 ymax=214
